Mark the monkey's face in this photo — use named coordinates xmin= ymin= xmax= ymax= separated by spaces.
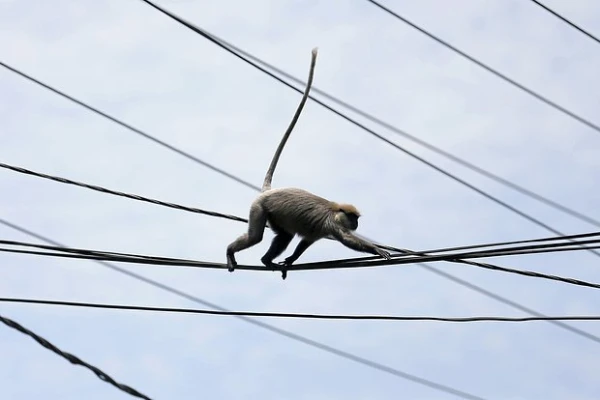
xmin=337 ymin=211 xmax=359 ymax=231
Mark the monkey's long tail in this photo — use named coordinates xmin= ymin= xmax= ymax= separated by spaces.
xmin=261 ymin=47 xmax=318 ymax=192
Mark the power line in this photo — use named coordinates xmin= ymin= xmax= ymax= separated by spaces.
xmin=365 ymin=0 xmax=600 ymax=135
xmin=4 ymin=297 xmax=600 ymax=323
xmin=4 ymin=236 xmax=600 ymax=290
xmin=3 ymin=66 xmax=600 ymax=344
xmin=172 ymin=21 xmax=600 ymax=229
xmin=0 ymin=313 xmax=151 ymax=399
xmin=0 ymin=162 xmax=247 ymax=224
xmin=529 ymin=0 xmax=600 ymax=45
xmin=0 ymin=218 xmax=485 ymax=400
xmin=137 ymin=0 xmax=600 ymax=261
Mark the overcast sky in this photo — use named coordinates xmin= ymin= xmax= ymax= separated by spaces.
xmin=1 ymin=0 xmax=600 ymax=399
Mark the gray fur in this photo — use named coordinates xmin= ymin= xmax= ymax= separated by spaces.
xmin=262 ymin=48 xmax=318 ymax=192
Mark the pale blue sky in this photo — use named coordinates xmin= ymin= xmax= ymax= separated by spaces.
xmin=1 ymin=0 xmax=600 ymax=399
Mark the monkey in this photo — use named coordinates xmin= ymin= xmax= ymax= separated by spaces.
xmin=226 ymin=47 xmax=391 ymax=279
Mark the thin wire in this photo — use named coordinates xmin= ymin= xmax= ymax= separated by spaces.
xmin=179 ymin=24 xmax=600 ymax=229
xmin=138 ymin=0 xmax=600 ymax=261
xmin=365 ymin=0 xmax=600 ymax=134
xmin=0 ymin=218 xmax=484 ymax=400
xmin=529 ymin=0 xmax=600 ymax=45
xmin=3 ymin=297 xmax=600 ymax=323
xmin=0 ymin=61 xmax=261 ymax=192
xmin=4 ymin=238 xmax=600 ymax=291
xmin=0 ymin=162 xmax=248 ymax=223
xmin=0 ymin=313 xmax=151 ymax=399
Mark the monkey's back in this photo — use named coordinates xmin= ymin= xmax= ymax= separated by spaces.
xmin=259 ymin=187 xmax=334 ymax=239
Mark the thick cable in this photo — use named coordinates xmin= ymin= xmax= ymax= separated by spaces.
xmin=0 ymin=314 xmax=151 ymax=399
xmin=0 ymin=162 xmax=248 ymax=223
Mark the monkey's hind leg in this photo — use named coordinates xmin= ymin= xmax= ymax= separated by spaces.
xmin=260 ymin=232 xmax=293 ymax=279
xmin=226 ymin=204 xmax=268 ymax=273
xmin=278 ymin=239 xmax=315 ymax=280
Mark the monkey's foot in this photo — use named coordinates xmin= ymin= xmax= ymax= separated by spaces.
xmin=262 ymin=259 xmax=288 ymax=280
xmin=226 ymin=257 xmax=237 ymax=273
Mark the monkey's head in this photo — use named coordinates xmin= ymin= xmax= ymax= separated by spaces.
xmin=333 ymin=203 xmax=361 ymax=231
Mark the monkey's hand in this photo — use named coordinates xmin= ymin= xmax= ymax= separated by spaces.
xmin=374 ymin=247 xmax=392 ymax=260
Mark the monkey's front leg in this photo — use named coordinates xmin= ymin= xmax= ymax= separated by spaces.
xmin=336 ymin=231 xmax=392 ymax=260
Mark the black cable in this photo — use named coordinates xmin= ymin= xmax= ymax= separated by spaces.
xmin=529 ymin=0 xmax=600 ymax=45
xmin=176 ymin=23 xmax=600 ymax=229
xmin=0 ymin=162 xmax=248 ymax=223
xmin=0 ymin=218 xmax=484 ymax=400
xmin=4 ymin=237 xmax=600 ymax=291
xmin=0 ymin=313 xmax=151 ymax=399
xmin=3 ymin=297 xmax=600 ymax=323
xmin=137 ymin=0 xmax=600 ymax=261
xmin=365 ymin=0 xmax=600 ymax=134
xmin=327 ymin=231 xmax=600 ymax=265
